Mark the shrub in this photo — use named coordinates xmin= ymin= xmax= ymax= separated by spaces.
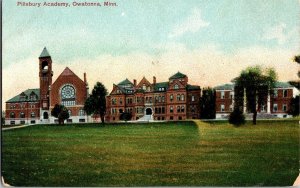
xmin=119 ymin=112 xmax=132 ymax=122
xmin=229 ymin=108 xmax=245 ymax=126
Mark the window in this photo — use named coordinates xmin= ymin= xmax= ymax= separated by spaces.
xmin=273 ymin=103 xmax=278 ymax=112
xmin=178 ymin=116 xmax=182 ymax=120
xmin=261 ymin=104 xmax=266 ymax=112
xmin=162 ymin=107 xmax=165 ymax=113
xmin=67 ymin=119 xmax=73 ymax=123
xmin=20 ymin=112 xmax=25 ymax=118
xmin=61 ymin=85 xmax=76 ymax=106
xmin=191 ymin=95 xmax=195 ymax=102
xmin=274 ymin=90 xmax=278 ymax=98
xmin=158 ymin=96 xmax=161 ymax=102
xmin=230 ymin=91 xmax=234 ymax=99
xmin=10 ymin=112 xmax=15 ymax=118
xmin=79 ymin=119 xmax=85 ymax=122
xmin=174 ymin=84 xmax=179 ymax=89
xmin=177 ymin=94 xmax=181 ymax=101
xmin=221 ymin=91 xmax=225 ymax=99
xmin=170 ymin=116 xmax=173 ymax=120
xmin=170 ymin=106 xmax=174 ymax=113
xmin=282 ymin=104 xmax=287 ymax=112
xmin=162 ymin=96 xmax=165 ymax=102
xmin=120 ymin=98 xmax=123 ymax=105
xmin=229 ymin=105 xmax=233 ymax=112
xmin=170 ymin=94 xmax=173 ymax=101
xmin=31 ymin=112 xmax=35 ymax=118
xmin=177 ymin=106 xmax=180 ymax=113
xmin=20 ymin=121 xmax=25 ymax=124
xmin=191 ymin=106 xmax=195 ymax=113
xmin=283 ymin=90 xmax=288 ymax=98
xmin=142 ymin=84 xmax=146 ymax=90
xmin=181 ymin=106 xmax=185 ymax=113
xmin=181 ymin=94 xmax=185 ymax=101
xmin=112 ymin=98 xmax=116 ymax=105
xmin=79 ymin=109 xmax=85 ymax=116
xmin=221 ymin=104 xmax=225 ymax=112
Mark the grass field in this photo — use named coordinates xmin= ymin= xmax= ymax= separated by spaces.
xmin=2 ymin=120 xmax=299 ymax=186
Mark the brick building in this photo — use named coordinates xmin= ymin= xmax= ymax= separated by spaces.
xmin=214 ymin=82 xmax=299 ymax=119
xmin=5 ymin=48 xmax=88 ymax=125
xmin=105 ymin=72 xmax=201 ymax=122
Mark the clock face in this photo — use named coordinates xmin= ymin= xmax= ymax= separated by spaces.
xmin=61 ymin=85 xmax=75 ymax=99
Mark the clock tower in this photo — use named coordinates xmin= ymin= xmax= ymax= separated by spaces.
xmin=39 ymin=47 xmax=53 ymax=122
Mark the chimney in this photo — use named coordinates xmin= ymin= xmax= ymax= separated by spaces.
xmin=84 ymin=72 xmax=87 ymax=83
xmin=153 ymin=76 xmax=156 ymax=85
xmin=133 ymin=79 xmax=137 ymax=87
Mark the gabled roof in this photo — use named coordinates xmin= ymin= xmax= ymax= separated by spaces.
xmin=274 ymin=82 xmax=294 ymax=88
xmin=214 ymin=84 xmax=234 ymax=90
xmin=154 ymin=82 xmax=169 ymax=91
xmin=187 ymin=84 xmax=201 ymax=91
xmin=169 ymin=72 xmax=187 ymax=79
xmin=6 ymin=89 xmax=40 ymax=103
xmin=61 ymin=67 xmax=76 ymax=76
xmin=39 ymin=47 xmax=51 ymax=58
xmin=118 ymin=78 xmax=133 ymax=86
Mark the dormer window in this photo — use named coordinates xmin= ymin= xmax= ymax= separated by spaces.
xmin=174 ymin=84 xmax=179 ymax=90
xmin=142 ymin=84 xmax=146 ymax=90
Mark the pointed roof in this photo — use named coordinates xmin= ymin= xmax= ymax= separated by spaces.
xmin=61 ymin=67 xmax=75 ymax=76
xmin=169 ymin=72 xmax=187 ymax=79
xmin=6 ymin=88 xmax=40 ymax=103
xmin=274 ymin=82 xmax=294 ymax=88
xmin=39 ymin=47 xmax=51 ymax=58
xmin=118 ymin=78 xmax=133 ymax=86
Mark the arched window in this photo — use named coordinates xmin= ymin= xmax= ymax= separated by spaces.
xmin=181 ymin=106 xmax=185 ymax=112
xmin=174 ymin=84 xmax=179 ymax=89
xmin=170 ymin=94 xmax=173 ymax=101
xmin=61 ymin=84 xmax=76 ymax=106
xmin=10 ymin=112 xmax=15 ymax=118
xmin=181 ymin=94 xmax=185 ymax=101
xmin=31 ymin=112 xmax=35 ymax=118
xmin=177 ymin=106 xmax=180 ymax=113
xmin=177 ymin=94 xmax=181 ymax=101
xmin=20 ymin=112 xmax=25 ymax=118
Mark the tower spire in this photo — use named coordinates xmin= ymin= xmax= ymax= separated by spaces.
xmin=39 ymin=47 xmax=51 ymax=58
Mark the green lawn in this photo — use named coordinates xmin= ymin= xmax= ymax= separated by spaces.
xmin=2 ymin=120 xmax=299 ymax=186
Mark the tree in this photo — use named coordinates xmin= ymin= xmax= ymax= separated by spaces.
xmin=233 ymin=66 xmax=277 ymax=125
xmin=199 ymin=88 xmax=216 ymax=119
xmin=289 ymin=55 xmax=300 ymax=89
xmin=84 ymin=82 xmax=108 ymax=124
xmin=229 ymin=108 xmax=245 ymax=126
xmin=119 ymin=112 xmax=132 ymax=122
xmin=51 ymin=104 xmax=69 ymax=124
xmin=288 ymin=95 xmax=300 ymax=117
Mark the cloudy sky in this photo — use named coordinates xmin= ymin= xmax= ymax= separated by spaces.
xmin=2 ymin=0 xmax=300 ymax=109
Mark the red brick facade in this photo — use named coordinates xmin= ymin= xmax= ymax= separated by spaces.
xmin=215 ymin=83 xmax=298 ymax=118
xmin=105 ymin=72 xmax=201 ymax=122
xmin=5 ymin=48 xmax=88 ymax=125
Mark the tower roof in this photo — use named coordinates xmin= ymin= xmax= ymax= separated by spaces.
xmin=169 ymin=72 xmax=187 ymax=79
xmin=118 ymin=78 xmax=133 ymax=86
xmin=39 ymin=47 xmax=51 ymax=58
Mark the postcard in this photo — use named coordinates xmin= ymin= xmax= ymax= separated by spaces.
xmin=2 ymin=0 xmax=300 ymax=186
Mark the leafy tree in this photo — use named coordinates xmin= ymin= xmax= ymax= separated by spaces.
xmin=233 ymin=66 xmax=277 ymax=125
xmin=288 ymin=95 xmax=300 ymax=117
xmin=51 ymin=104 xmax=69 ymax=124
xmin=199 ymin=88 xmax=216 ymax=119
xmin=119 ymin=112 xmax=132 ymax=122
xmin=229 ymin=108 xmax=245 ymax=126
xmin=84 ymin=82 xmax=108 ymax=124
xmin=289 ymin=55 xmax=300 ymax=89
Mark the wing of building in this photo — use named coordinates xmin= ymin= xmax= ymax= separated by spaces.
xmin=105 ymin=72 xmax=201 ymax=122
xmin=214 ymin=82 xmax=299 ymax=119
xmin=5 ymin=48 xmax=89 ymax=125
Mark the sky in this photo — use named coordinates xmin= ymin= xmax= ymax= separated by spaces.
xmin=2 ymin=0 xmax=300 ymax=109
